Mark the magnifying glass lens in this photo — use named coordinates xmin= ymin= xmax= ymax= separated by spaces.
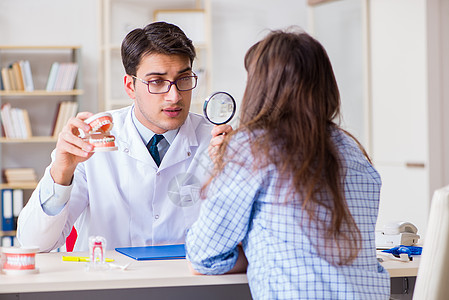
xmin=203 ymin=92 xmax=236 ymax=125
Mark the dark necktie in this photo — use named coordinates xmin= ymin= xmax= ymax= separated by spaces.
xmin=147 ymin=134 xmax=164 ymax=166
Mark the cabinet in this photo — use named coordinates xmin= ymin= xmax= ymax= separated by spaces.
xmin=0 ymin=46 xmax=83 ymax=243
xmin=308 ymin=0 xmax=449 ymax=238
xmin=98 ymin=0 xmax=212 ymax=113
xmin=369 ymin=0 xmax=430 ymax=236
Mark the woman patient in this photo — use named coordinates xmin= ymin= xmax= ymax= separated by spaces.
xmin=186 ymin=28 xmax=390 ymax=299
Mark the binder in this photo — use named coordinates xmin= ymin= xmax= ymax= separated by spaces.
xmin=1 ymin=236 xmax=14 ymax=247
xmin=1 ymin=189 xmax=14 ymax=231
xmin=115 ymin=244 xmax=186 ymax=261
xmin=13 ymin=189 xmax=24 ymax=228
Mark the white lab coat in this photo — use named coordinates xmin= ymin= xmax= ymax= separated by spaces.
xmin=17 ymin=106 xmax=214 ymax=251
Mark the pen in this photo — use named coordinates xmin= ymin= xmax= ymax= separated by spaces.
xmin=62 ymin=256 xmax=115 ymax=262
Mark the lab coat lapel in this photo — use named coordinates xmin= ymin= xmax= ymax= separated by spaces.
xmin=159 ymin=114 xmax=199 ymax=170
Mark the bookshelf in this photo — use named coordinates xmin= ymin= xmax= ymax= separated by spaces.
xmin=0 ymin=46 xmax=83 ymax=242
xmin=98 ymin=0 xmax=212 ymax=113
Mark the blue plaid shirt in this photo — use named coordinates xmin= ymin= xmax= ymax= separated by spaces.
xmin=186 ymin=129 xmax=390 ymax=299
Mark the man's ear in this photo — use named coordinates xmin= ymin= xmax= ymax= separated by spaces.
xmin=124 ymin=74 xmax=136 ymax=99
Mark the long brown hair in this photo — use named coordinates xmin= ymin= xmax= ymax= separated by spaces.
xmin=207 ymin=29 xmax=364 ymax=266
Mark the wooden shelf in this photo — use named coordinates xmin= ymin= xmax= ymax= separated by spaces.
xmin=0 ymin=182 xmax=37 ymax=189
xmin=0 ymin=230 xmax=16 ymax=237
xmin=0 ymin=45 xmax=81 ymax=50
xmin=0 ymin=90 xmax=83 ymax=96
xmin=0 ymin=136 xmax=57 ymax=143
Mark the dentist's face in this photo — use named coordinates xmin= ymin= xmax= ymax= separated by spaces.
xmin=124 ymin=53 xmax=193 ymax=134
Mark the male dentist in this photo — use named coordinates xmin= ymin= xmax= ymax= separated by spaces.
xmin=18 ymin=22 xmax=231 ymax=251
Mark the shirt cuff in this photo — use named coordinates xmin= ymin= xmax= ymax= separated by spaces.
xmin=40 ymin=166 xmax=73 ymax=216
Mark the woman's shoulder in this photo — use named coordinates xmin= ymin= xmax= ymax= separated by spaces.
xmin=226 ymin=130 xmax=252 ymax=155
xmin=331 ymin=128 xmax=379 ymax=176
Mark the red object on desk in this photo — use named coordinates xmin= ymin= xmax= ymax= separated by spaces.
xmin=66 ymin=227 xmax=77 ymax=252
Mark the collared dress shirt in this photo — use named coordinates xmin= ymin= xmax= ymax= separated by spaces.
xmin=186 ymin=128 xmax=390 ymax=299
xmin=131 ymin=109 xmax=178 ymax=162
xmin=17 ymin=105 xmax=214 ymax=251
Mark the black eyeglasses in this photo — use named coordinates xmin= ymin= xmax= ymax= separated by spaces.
xmin=132 ymin=73 xmax=198 ymax=94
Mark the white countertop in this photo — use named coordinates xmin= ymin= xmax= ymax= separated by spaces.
xmin=0 ymin=250 xmax=248 ymax=294
xmin=0 ymin=250 xmax=419 ymax=294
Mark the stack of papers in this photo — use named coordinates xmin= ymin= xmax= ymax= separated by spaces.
xmin=4 ymin=168 xmax=37 ymax=185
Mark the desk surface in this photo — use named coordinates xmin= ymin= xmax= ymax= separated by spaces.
xmin=0 ymin=251 xmax=247 ymax=294
xmin=377 ymin=250 xmax=420 ymax=277
xmin=0 ymin=250 xmax=419 ymax=294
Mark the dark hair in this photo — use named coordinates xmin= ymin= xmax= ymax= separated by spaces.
xmin=208 ymin=28 xmax=365 ymax=266
xmin=121 ymin=21 xmax=196 ymax=76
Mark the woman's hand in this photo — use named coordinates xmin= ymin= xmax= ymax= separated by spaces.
xmin=208 ymin=124 xmax=233 ymax=162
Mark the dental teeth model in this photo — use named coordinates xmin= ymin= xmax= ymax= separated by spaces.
xmin=80 ymin=112 xmax=118 ymax=152
xmin=1 ymin=246 xmax=40 ymax=275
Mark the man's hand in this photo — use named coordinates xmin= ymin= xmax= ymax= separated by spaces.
xmin=208 ymin=124 xmax=233 ymax=162
xmin=50 ymin=112 xmax=95 ymax=186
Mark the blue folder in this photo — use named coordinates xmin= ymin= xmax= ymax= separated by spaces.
xmin=115 ymin=244 xmax=186 ymax=261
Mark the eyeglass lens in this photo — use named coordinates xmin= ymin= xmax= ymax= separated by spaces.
xmin=148 ymin=76 xmax=197 ymax=94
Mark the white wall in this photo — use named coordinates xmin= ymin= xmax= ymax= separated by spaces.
xmin=308 ymin=0 xmax=366 ymax=145
xmin=210 ymin=0 xmax=307 ymax=103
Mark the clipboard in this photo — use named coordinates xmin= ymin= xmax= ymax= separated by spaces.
xmin=115 ymin=244 xmax=186 ymax=261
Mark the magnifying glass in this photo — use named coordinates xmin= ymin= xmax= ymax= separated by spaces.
xmin=203 ymin=91 xmax=236 ymax=125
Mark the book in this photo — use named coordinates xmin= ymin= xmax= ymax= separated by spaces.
xmin=52 ymin=101 xmax=78 ymax=137
xmin=11 ymin=107 xmax=25 ymax=138
xmin=16 ymin=108 xmax=28 ymax=139
xmin=60 ymin=63 xmax=72 ymax=91
xmin=0 ymin=104 xmax=32 ymax=139
xmin=53 ymin=63 xmax=66 ymax=91
xmin=22 ymin=109 xmax=33 ymax=138
xmin=115 ymin=244 xmax=186 ymax=261
xmin=12 ymin=62 xmax=25 ymax=91
xmin=8 ymin=67 xmax=16 ymax=91
xmin=20 ymin=60 xmax=34 ymax=92
xmin=1 ymin=67 xmax=11 ymax=91
xmin=52 ymin=101 xmax=68 ymax=137
xmin=67 ymin=101 xmax=79 ymax=121
xmin=1 ymin=103 xmax=14 ymax=138
xmin=64 ymin=63 xmax=79 ymax=90
xmin=46 ymin=62 xmax=59 ymax=91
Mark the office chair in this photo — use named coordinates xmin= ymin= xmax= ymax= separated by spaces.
xmin=413 ymin=185 xmax=449 ymax=299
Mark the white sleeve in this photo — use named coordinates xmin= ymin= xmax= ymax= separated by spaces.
xmin=40 ymin=166 xmax=73 ymax=216
xmin=16 ymin=158 xmax=74 ymax=252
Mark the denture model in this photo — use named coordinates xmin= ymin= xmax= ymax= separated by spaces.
xmin=1 ymin=246 xmax=39 ymax=275
xmin=80 ymin=112 xmax=118 ymax=152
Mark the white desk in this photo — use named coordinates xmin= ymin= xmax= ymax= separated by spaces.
xmin=0 ymin=250 xmax=419 ymax=299
xmin=377 ymin=250 xmax=420 ymax=277
xmin=0 ymin=251 xmax=251 ymax=300
xmin=378 ymin=250 xmax=420 ymax=299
